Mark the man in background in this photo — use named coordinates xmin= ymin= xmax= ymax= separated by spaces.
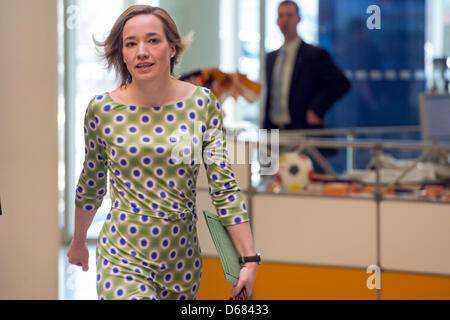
xmin=262 ymin=0 xmax=351 ymax=131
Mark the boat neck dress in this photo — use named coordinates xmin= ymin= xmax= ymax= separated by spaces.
xmin=74 ymin=85 xmax=249 ymax=300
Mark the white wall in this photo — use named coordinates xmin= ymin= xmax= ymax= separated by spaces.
xmin=0 ymin=0 xmax=59 ymax=299
xmin=160 ymin=0 xmax=220 ymax=75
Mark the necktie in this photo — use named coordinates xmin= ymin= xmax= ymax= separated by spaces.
xmin=270 ymin=47 xmax=287 ymax=126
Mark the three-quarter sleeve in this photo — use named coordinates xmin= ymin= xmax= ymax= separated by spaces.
xmin=202 ymin=91 xmax=250 ymax=226
xmin=75 ymin=97 xmax=108 ymax=212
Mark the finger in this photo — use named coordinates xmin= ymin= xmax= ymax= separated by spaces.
xmin=82 ymin=259 xmax=89 ymax=272
xmin=246 ymin=284 xmax=254 ymax=298
xmin=70 ymin=260 xmax=84 ymax=269
xmin=230 ymin=285 xmax=239 ymax=298
xmin=230 ymin=282 xmax=245 ymax=298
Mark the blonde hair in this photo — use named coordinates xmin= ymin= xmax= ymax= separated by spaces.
xmin=93 ymin=5 xmax=193 ymax=87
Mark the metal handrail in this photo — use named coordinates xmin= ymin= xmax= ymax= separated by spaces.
xmin=272 ymin=138 xmax=450 ymax=151
xmin=236 ymin=126 xmax=450 ymax=181
xmin=251 ymin=135 xmax=450 ymax=188
xmin=277 ymin=125 xmax=421 ymax=137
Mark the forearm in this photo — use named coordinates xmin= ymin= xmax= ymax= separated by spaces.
xmin=309 ymin=54 xmax=351 ymax=118
xmin=310 ymin=81 xmax=350 ymax=118
xmin=72 ymin=207 xmax=97 ymax=245
xmin=226 ymin=221 xmax=256 ymax=257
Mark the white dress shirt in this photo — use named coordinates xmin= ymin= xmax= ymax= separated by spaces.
xmin=271 ymin=37 xmax=302 ymax=128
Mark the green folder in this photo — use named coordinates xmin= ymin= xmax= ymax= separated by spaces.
xmin=202 ymin=209 xmax=240 ymax=286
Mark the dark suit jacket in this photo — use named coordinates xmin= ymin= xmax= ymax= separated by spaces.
xmin=263 ymin=40 xmax=351 ymax=130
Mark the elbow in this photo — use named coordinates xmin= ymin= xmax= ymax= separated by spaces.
xmin=344 ymin=76 xmax=352 ymax=93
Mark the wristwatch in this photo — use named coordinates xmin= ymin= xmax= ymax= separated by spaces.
xmin=239 ymin=253 xmax=262 ymax=265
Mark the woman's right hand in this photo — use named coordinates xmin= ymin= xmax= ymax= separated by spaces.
xmin=67 ymin=240 xmax=89 ymax=272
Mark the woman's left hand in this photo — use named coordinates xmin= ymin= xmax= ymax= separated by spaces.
xmin=230 ymin=263 xmax=258 ymax=299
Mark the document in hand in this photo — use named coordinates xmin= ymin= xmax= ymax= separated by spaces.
xmin=202 ymin=209 xmax=241 ymax=286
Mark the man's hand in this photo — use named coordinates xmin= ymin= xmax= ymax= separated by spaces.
xmin=306 ymin=109 xmax=322 ymax=126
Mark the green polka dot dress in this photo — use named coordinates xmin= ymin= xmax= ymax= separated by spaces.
xmin=75 ymin=86 xmax=249 ymax=300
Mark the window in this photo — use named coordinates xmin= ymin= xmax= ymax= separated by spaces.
xmin=219 ymin=0 xmax=261 ymax=128
xmin=265 ymin=0 xmax=318 ymax=52
xmin=60 ymin=0 xmax=320 ymax=241
xmin=59 ymin=0 xmax=159 ymax=242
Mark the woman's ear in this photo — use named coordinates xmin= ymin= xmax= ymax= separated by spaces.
xmin=170 ymin=45 xmax=176 ymax=59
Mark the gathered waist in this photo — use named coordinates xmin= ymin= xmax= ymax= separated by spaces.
xmin=111 ymin=204 xmax=198 ymax=223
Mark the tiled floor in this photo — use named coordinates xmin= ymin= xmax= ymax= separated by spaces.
xmin=58 ymin=244 xmax=98 ymax=300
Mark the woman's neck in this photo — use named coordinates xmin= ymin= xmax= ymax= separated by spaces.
xmin=125 ymin=76 xmax=176 ymax=107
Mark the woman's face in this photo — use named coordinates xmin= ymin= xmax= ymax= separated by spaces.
xmin=122 ymin=14 xmax=176 ymax=83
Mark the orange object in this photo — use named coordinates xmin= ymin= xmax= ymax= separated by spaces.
xmin=349 ymin=183 xmax=363 ymax=194
xmin=442 ymin=190 xmax=450 ymax=202
xmin=308 ymin=172 xmax=336 ymax=182
xmin=360 ymin=184 xmax=395 ymax=197
xmin=362 ymin=184 xmax=376 ymax=193
xmin=322 ymin=183 xmax=351 ymax=195
xmin=423 ymin=186 xmax=444 ymax=200
xmin=266 ymin=181 xmax=282 ymax=193
xmin=181 ymin=67 xmax=262 ymax=105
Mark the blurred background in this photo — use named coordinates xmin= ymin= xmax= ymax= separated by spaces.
xmin=1 ymin=0 xmax=449 ymax=300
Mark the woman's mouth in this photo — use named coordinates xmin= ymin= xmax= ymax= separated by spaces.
xmin=136 ymin=63 xmax=154 ymax=71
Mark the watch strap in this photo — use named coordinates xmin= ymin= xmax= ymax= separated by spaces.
xmin=239 ymin=254 xmax=261 ymax=265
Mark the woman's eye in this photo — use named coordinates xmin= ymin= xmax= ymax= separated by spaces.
xmin=125 ymin=42 xmax=135 ymax=47
xmin=149 ymin=39 xmax=159 ymax=44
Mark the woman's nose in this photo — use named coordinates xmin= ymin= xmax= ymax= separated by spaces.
xmin=137 ymin=42 xmax=149 ymax=58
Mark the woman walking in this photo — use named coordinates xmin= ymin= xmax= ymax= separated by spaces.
xmin=66 ymin=5 xmax=258 ymax=300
